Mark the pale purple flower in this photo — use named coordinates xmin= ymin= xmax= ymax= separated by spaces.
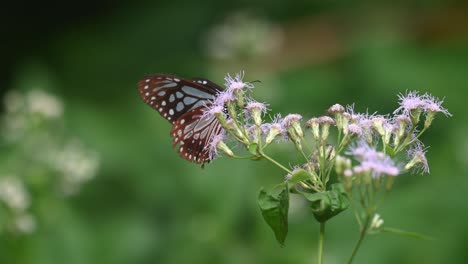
xmin=394 ymin=90 xmax=426 ymax=115
xmin=281 ymin=114 xmax=302 ymax=127
xmin=212 ymin=89 xmax=235 ymax=107
xmin=224 ymin=71 xmax=254 ymax=92
xmin=202 ymin=104 xmax=224 ymax=119
xmin=422 ymin=94 xmax=452 ymax=116
xmin=348 ymin=142 xmax=400 ymax=177
xmin=245 ymin=100 xmax=268 ymax=125
xmin=245 ymin=101 xmax=267 ymax=114
xmin=206 ymin=132 xmax=234 ymax=159
xmin=406 ymin=142 xmax=430 ymax=174
xmin=328 ymin=104 xmax=345 ymax=114
xmin=343 ymin=169 xmax=353 ymax=177
xmin=318 ymin=116 xmax=335 ymax=125
xmin=265 ymin=114 xmax=286 ymax=143
xmin=348 ymin=124 xmax=363 ymax=136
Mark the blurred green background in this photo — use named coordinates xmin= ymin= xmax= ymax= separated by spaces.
xmin=1 ymin=1 xmax=467 ymax=263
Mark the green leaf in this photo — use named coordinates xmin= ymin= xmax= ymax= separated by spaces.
xmin=385 ymin=146 xmax=396 ymax=157
xmin=300 ymin=183 xmax=349 ymax=222
xmin=381 ymin=227 xmax=434 ymax=240
xmin=287 ymin=169 xmax=311 ymax=184
xmin=248 ymin=143 xmax=259 ymax=156
xmin=257 ymin=184 xmax=289 ymax=246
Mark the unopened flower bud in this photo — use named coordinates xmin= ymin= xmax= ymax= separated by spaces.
xmin=370 ymin=214 xmax=384 ymax=230
xmin=342 ymin=112 xmax=351 ymax=135
xmin=371 ymin=117 xmax=386 ymax=136
xmin=306 ymin=118 xmax=320 ymax=141
xmin=393 ymin=115 xmax=411 ymax=146
xmin=282 ymin=114 xmax=303 ymax=138
xmin=328 ymin=104 xmax=345 ymax=131
xmin=216 ymin=139 xmax=234 ymax=157
xmin=226 ymin=119 xmax=248 ymax=144
xmin=410 ymin=108 xmax=422 ymax=125
xmin=319 ymin=116 xmax=335 ymax=142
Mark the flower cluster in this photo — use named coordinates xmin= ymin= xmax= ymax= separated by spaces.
xmin=0 ymin=89 xmax=100 ymax=235
xmin=203 ymin=72 xmax=450 ymax=254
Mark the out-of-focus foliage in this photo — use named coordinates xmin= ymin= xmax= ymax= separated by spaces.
xmin=0 ymin=1 xmax=466 ymax=263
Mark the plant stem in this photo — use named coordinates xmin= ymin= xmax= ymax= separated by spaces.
xmin=347 ymin=215 xmax=371 ymax=264
xmin=260 ymin=152 xmax=291 ymax=173
xmin=318 ymin=222 xmax=326 ymax=264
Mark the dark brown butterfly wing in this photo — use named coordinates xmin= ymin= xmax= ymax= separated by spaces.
xmin=138 ymin=74 xmax=225 ymax=163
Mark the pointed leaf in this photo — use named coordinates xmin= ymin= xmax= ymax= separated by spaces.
xmin=287 ymin=169 xmax=311 ymax=184
xmin=300 ymin=183 xmax=349 ymax=222
xmin=257 ymin=184 xmax=289 ymax=246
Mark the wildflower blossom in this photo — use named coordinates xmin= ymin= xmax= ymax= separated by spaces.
xmin=26 ymin=90 xmax=63 ymax=119
xmin=394 ymin=90 xmax=425 ymax=116
xmin=207 ymin=133 xmax=233 ymax=159
xmin=305 ymin=117 xmax=320 ymax=141
xmin=328 ymin=104 xmax=345 ymax=114
xmin=245 ymin=101 xmax=267 ymax=126
xmin=349 ymin=142 xmax=400 ymax=178
xmin=0 ymin=176 xmax=30 ymax=211
xmin=225 ymin=71 xmax=254 ymax=92
xmin=51 ymin=141 xmax=100 ymax=195
xmin=422 ymin=94 xmax=451 ymax=116
xmin=370 ymin=214 xmax=384 ymax=230
xmin=348 ymin=124 xmax=363 ymax=137
xmin=405 ymin=143 xmax=430 ymax=174
xmin=282 ymin=114 xmax=303 ymax=138
xmin=265 ymin=118 xmax=284 ymax=144
xmin=318 ymin=116 xmax=335 ymax=141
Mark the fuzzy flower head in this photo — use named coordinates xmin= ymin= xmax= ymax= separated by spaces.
xmin=203 ymin=104 xmax=228 ymax=127
xmin=348 ymin=142 xmax=400 ymax=178
xmin=348 ymin=124 xmax=363 ymax=137
xmin=281 ymin=114 xmax=304 ymax=140
xmin=207 ymin=133 xmax=233 ymax=159
xmin=265 ymin=114 xmax=285 ymax=144
xmin=422 ymin=94 xmax=451 ymax=116
xmin=224 ymin=71 xmax=254 ymax=92
xmin=245 ymin=101 xmax=267 ymax=126
xmin=394 ymin=91 xmax=426 ymax=116
xmin=405 ymin=142 xmax=429 ymax=174
xmin=212 ymin=89 xmax=235 ymax=108
xmin=422 ymin=94 xmax=452 ymax=128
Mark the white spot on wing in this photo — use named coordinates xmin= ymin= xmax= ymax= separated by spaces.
xmin=169 ymin=94 xmax=175 ymax=102
xmin=183 ymin=97 xmax=197 ymax=105
xmin=162 ymin=101 xmax=166 ymax=106
xmin=169 ymin=109 xmax=174 ymax=115
xmin=176 ymin=102 xmax=184 ymax=112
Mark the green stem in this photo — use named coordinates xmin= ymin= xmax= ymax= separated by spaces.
xmin=260 ymin=152 xmax=291 ymax=173
xmin=318 ymin=222 xmax=326 ymax=264
xmin=347 ymin=215 xmax=371 ymax=264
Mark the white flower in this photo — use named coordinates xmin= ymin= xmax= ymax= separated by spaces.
xmin=51 ymin=140 xmax=100 ymax=195
xmin=0 ymin=176 xmax=30 ymax=211
xmin=26 ymin=90 xmax=63 ymax=119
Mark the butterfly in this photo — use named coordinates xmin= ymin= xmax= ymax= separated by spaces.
xmin=137 ymin=74 xmax=225 ymax=164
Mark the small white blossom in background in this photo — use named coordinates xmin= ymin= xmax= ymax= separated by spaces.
xmin=51 ymin=140 xmax=100 ymax=195
xmin=203 ymin=12 xmax=283 ymax=60
xmin=26 ymin=89 xmax=63 ymax=119
xmin=0 ymin=176 xmax=30 ymax=211
xmin=0 ymin=88 xmax=100 ymax=235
